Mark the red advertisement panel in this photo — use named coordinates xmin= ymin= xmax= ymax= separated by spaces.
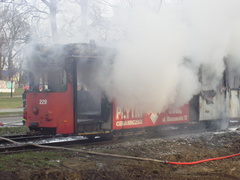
xmin=112 ymin=102 xmax=189 ymax=130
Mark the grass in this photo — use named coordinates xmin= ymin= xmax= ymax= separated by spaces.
xmin=0 ymin=88 xmax=23 ymax=109
xmin=0 ymin=88 xmax=23 ymax=97
xmin=0 ymin=151 xmax=71 ymax=171
xmin=0 ymin=97 xmax=22 ymax=109
xmin=0 ymin=126 xmax=29 ymax=136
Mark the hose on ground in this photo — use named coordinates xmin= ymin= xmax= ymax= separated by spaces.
xmin=0 ymin=136 xmax=239 ymax=165
xmin=166 ymin=152 xmax=240 ymax=165
xmin=0 ymin=136 xmax=165 ymax=163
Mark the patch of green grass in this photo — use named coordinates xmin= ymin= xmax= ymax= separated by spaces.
xmin=0 ymin=126 xmax=29 ymax=135
xmin=14 ymin=88 xmax=24 ymax=96
xmin=0 ymin=97 xmax=22 ymax=109
xmin=0 ymin=151 xmax=71 ymax=171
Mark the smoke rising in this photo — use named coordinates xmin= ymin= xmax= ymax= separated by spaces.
xmin=105 ymin=0 xmax=240 ymax=112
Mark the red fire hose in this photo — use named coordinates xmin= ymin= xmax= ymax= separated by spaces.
xmin=166 ymin=152 xmax=240 ymax=165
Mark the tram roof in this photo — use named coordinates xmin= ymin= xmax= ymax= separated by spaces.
xmin=31 ymin=42 xmax=114 ymax=58
xmin=26 ymin=41 xmax=115 ymax=68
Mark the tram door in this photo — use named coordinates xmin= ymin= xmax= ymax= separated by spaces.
xmin=76 ymin=58 xmax=103 ymax=132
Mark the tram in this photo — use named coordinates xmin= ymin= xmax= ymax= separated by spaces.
xmin=24 ymin=41 xmax=240 ymax=136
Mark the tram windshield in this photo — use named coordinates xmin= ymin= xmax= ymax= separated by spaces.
xmin=29 ymin=69 xmax=67 ymax=92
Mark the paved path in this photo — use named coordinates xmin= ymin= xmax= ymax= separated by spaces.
xmin=0 ymin=116 xmax=23 ymax=126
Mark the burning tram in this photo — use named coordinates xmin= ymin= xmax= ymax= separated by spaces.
xmin=24 ymin=41 xmax=240 ymax=137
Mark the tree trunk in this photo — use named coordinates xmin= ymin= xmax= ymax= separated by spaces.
xmin=49 ymin=0 xmax=58 ymax=42
xmin=41 ymin=0 xmax=58 ymax=42
xmin=7 ymin=40 xmax=14 ymax=81
xmin=80 ymin=0 xmax=88 ymax=42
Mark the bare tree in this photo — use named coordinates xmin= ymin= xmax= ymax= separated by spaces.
xmin=41 ymin=0 xmax=58 ymax=42
xmin=0 ymin=38 xmax=7 ymax=80
xmin=0 ymin=0 xmax=30 ymax=92
xmin=80 ymin=0 xmax=88 ymax=41
xmin=70 ymin=0 xmax=113 ymax=42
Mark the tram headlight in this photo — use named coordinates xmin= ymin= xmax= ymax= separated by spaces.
xmin=32 ymin=107 xmax=38 ymax=115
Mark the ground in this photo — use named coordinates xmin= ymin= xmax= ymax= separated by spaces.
xmin=1 ymin=129 xmax=240 ymax=180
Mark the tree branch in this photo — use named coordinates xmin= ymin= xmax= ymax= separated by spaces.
xmin=41 ymin=0 xmax=50 ymax=7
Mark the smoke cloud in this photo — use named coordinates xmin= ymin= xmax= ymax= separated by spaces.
xmin=104 ymin=0 xmax=240 ymax=112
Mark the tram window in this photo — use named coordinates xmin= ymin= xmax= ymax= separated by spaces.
xmin=48 ymin=70 xmax=67 ymax=92
xmin=29 ymin=69 xmax=67 ymax=92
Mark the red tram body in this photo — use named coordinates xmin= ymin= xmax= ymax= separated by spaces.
xmin=112 ymin=104 xmax=189 ymax=130
xmin=24 ymin=42 xmax=239 ymax=136
xmin=26 ymin=84 xmax=74 ymax=134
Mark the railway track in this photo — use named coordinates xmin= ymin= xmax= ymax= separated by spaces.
xmin=0 ymin=135 xmax=102 ymax=154
xmin=0 ymin=119 xmax=239 ymax=154
xmin=0 ymin=134 xmax=59 ymax=145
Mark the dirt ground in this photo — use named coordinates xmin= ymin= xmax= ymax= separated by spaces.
xmin=1 ymin=128 xmax=240 ymax=180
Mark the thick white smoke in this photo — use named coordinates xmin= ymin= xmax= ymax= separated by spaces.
xmin=105 ymin=0 xmax=240 ymax=112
